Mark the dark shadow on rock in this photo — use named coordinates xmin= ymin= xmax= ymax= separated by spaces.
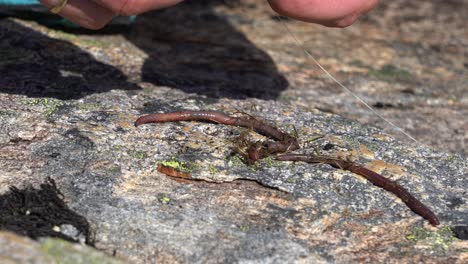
xmin=0 ymin=19 xmax=139 ymax=100
xmin=0 ymin=0 xmax=287 ymax=100
xmin=124 ymin=0 xmax=288 ymax=99
xmin=0 ymin=177 xmax=94 ymax=245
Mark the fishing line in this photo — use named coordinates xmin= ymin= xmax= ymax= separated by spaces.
xmin=265 ymin=12 xmax=423 ymax=145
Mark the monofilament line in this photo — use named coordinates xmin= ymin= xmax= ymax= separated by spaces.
xmin=274 ymin=15 xmax=422 ymax=145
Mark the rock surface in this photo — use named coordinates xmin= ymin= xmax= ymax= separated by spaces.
xmin=0 ymin=0 xmax=467 ymax=263
xmin=0 ymin=231 xmax=123 ymax=263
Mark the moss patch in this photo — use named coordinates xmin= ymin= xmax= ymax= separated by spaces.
xmin=208 ymin=165 xmax=219 ymax=174
xmin=23 ymin=98 xmax=64 ymax=117
xmin=159 ymin=159 xmax=193 ymax=173
xmin=158 ymin=194 xmax=171 ymax=204
xmin=369 ymin=65 xmax=412 ymax=82
xmin=405 ymin=226 xmax=457 ymax=256
xmin=40 ymin=238 xmax=122 ymax=264
xmin=131 ymin=151 xmax=147 ymax=159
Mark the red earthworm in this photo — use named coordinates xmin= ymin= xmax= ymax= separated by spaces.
xmin=276 ymin=153 xmax=440 ymax=226
xmin=135 ymin=110 xmax=300 ymax=157
xmin=247 ymin=145 xmax=261 ymax=161
xmin=157 ymin=164 xmax=192 ymax=180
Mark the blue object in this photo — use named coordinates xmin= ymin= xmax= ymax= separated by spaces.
xmin=0 ymin=0 xmax=136 ymax=28
xmin=0 ymin=0 xmax=39 ymax=4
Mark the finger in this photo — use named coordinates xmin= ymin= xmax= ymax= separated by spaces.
xmin=40 ymin=0 xmax=115 ymax=29
xmin=93 ymin=0 xmax=184 ymax=16
xmin=268 ymin=0 xmax=379 ymax=27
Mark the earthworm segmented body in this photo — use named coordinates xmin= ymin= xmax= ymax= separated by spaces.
xmin=276 ymin=154 xmax=440 ymax=226
xmin=135 ymin=110 xmax=300 ymax=158
xmin=135 ymin=110 xmax=439 ymax=226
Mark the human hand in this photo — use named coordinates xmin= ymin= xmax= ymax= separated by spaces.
xmin=39 ymin=0 xmax=184 ymax=29
xmin=40 ymin=0 xmax=379 ymax=30
xmin=268 ymin=0 xmax=380 ymax=27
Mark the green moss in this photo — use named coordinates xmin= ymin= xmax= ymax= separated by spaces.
xmin=248 ymin=162 xmax=261 ymax=172
xmin=131 ymin=151 xmax=147 ymax=159
xmin=159 ymin=158 xmax=192 ymax=172
xmin=158 ymin=195 xmax=171 ymax=204
xmin=208 ymin=165 xmax=219 ymax=174
xmin=261 ymin=156 xmax=275 ymax=167
xmin=25 ymin=98 xmax=46 ymax=106
xmin=342 ymin=135 xmax=358 ymax=148
xmin=113 ymin=145 xmax=123 ymax=151
xmin=369 ymin=65 xmax=412 ymax=82
xmin=109 ymin=165 xmax=121 ymax=174
xmin=40 ymin=238 xmax=122 ymax=264
xmin=23 ymin=98 xmax=64 ymax=117
xmin=405 ymin=226 xmax=457 ymax=255
xmin=362 ymin=228 xmax=371 ymax=236
xmin=364 ymin=143 xmax=379 ymax=152
xmin=239 ymin=225 xmax=249 ymax=232
xmin=286 ymin=177 xmax=297 ymax=183
xmin=227 ymin=155 xmax=246 ymax=167
xmin=446 ymin=155 xmax=457 ymax=162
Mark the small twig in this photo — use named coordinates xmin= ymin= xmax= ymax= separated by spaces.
xmin=276 ymin=154 xmax=440 ymax=226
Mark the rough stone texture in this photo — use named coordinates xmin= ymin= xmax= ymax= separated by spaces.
xmin=0 ymin=231 xmax=123 ymax=263
xmin=0 ymin=0 xmax=467 ymax=263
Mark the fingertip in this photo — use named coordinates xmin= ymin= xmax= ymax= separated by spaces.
xmin=269 ymin=0 xmax=379 ymax=27
xmin=40 ymin=0 xmax=115 ymax=30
